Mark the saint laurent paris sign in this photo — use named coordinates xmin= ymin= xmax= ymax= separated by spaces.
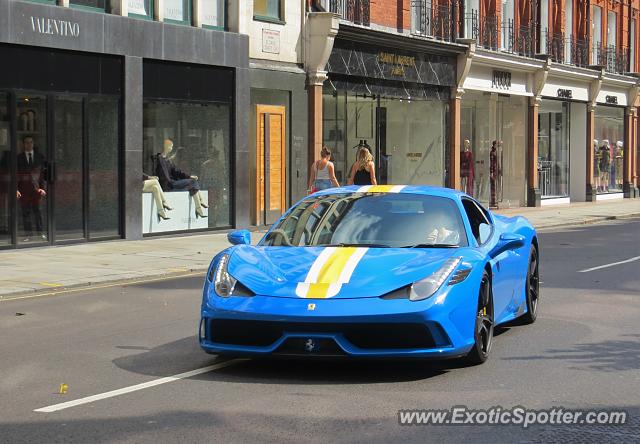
xmin=30 ymin=16 xmax=80 ymax=38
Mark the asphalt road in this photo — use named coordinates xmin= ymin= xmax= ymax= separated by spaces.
xmin=1 ymin=219 xmax=639 ymax=443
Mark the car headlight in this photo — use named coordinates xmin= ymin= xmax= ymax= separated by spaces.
xmin=210 ymin=253 xmax=254 ymax=298
xmin=213 ymin=254 xmax=236 ymax=297
xmin=409 ymin=257 xmax=462 ymax=301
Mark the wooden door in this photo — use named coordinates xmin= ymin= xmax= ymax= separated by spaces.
xmin=256 ymin=105 xmax=286 ymax=225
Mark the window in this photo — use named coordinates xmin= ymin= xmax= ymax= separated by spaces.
xmin=631 ymin=19 xmax=636 ymax=72
xmin=592 ymin=6 xmax=602 ymax=64
xmin=501 ymin=0 xmax=515 ymax=51
xmin=69 ymin=0 xmax=106 ymax=11
xmin=262 ymin=193 xmax=468 ymax=248
xmin=128 ymin=0 xmax=154 ymax=19
xmin=254 ymin=0 xmax=282 ymax=22
xmin=201 ymin=0 xmax=226 ymax=29
xmin=607 ymin=11 xmax=617 ymax=48
xmin=462 ymin=199 xmax=491 ymax=244
xmin=564 ymin=0 xmax=572 ymax=61
xmin=164 ymin=0 xmax=191 ymax=24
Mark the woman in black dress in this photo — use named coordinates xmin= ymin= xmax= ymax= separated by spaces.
xmin=348 ymin=147 xmax=377 ymax=186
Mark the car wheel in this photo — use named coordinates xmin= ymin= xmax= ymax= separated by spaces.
xmin=519 ymin=245 xmax=539 ymax=324
xmin=464 ymin=270 xmax=494 ymax=366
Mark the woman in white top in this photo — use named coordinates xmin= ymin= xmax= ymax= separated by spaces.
xmin=308 ymin=146 xmax=340 ymax=193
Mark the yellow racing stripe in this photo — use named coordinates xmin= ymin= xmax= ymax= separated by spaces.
xmin=306 ymin=247 xmax=358 ymax=298
xmin=366 ymin=185 xmax=397 ymax=193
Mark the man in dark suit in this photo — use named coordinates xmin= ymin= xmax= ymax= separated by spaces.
xmin=17 ymin=136 xmax=47 ymax=241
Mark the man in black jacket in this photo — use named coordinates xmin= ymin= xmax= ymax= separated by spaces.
xmin=17 ymin=136 xmax=47 ymax=241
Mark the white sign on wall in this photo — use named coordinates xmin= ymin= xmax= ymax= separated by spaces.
xmin=262 ymin=29 xmax=280 ymax=54
xmin=201 ymin=0 xmax=223 ymax=28
xmin=164 ymin=0 xmax=184 ymax=21
xmin=128 ymin=0 xmax=148 ymax=16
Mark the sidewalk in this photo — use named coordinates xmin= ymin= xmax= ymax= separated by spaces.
xmin=1 ymin=199 xmax=639 ymax=300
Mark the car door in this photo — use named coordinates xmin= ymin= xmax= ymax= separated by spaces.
xmin=461 ymin=198 xmax=513 ymax=322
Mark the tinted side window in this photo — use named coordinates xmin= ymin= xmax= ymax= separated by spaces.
xmin=462 ymin=199 xmax=491 ymax=244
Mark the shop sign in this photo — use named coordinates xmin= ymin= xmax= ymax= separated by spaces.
xmin=557 ymin=89 xmax=573 ymax=99
xmin=327 ymin=39 xmax=456 ymax=87
xmin=406 ymin=153 xmax=423 ymax=161
xmin=492 ymin=70 xmax=512 ymax=89
xmin=262 ymin=29 xmax=280 ymax=54
xmin=30 ymin=16 xmax=80 ymax=38
xmin=378 ymin=52 xmax=416 ymax=77
xmin=605 ymin=95 xmax=618 ymax=105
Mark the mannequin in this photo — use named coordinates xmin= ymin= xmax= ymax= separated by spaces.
xmin=593 ymin=140 xmax=600 ymax=192
xmin=460 ymin=139 xmax=475 ymax=196
xmin=598 ymin=140 xmax=611 ymax=193
xmin=143 ymin=174 xmax=172 ymax=220
xmin=156 ymin=138 xmax=208 ymax=218
xmin=614 ymin=141 xmax=623 ymax=188
xmin=489 ymin=140 xmax=500 ymax=207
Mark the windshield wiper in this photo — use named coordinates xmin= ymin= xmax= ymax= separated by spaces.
xmin=402 ymin=243 xmax=460 ymax=248
xmin=321 ymin=243 xmax=391 ymax=248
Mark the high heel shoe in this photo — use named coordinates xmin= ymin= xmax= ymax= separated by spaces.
xmin=163 ymin=202 xmax=173 ymax=211
xmin=195 ymin=208 xmax=208 ymax=218
xmin=200 ymin=202 xmax=209 ymax=208
xmin=157 ymin=212 xmax=170 ymax=221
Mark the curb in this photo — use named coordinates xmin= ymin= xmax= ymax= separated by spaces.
xmin=1 ymin=213 xmax=639 ymax=302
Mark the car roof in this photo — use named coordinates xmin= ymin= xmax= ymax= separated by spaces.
xmin=313 ymin=185 xmax=467 ymax=199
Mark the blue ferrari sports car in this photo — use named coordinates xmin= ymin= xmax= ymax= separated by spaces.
xmin=200 ymin=185 xmax=539 ymax=365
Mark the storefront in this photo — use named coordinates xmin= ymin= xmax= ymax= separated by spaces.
xmin=594 ymin=86 xmax=628 ymax=199
xmin=538 ymin=74 xmax=590 ymax=204
xmin=460 ymin=62 xmax=532 ymax=208
xmin=322 ymin=29 xmax=460 ymax=187
xmin=0 ymin=44 xmax=122 ymax=248
xmin=0 ymin=0 xmax=249 ymax=248
xmin=142 ymin=60 xmax=234 ymax=234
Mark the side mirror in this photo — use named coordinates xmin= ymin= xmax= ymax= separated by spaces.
xmin=478 ymin=223 xmax=492 ymax=244
xmin=227 ymin=229 xmax=251 ymax=245
xmin=489 ymin=233 xmax=525 ymax=258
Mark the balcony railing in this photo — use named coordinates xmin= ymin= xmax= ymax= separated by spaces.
xmin=501 ymin=19 xmax=537 ymax=58
xmin=317 ymin=0 xmax=370 ymax=26
xmin=593 ymin=44 xmax=630 ymax=74
xmin=410 ymin=1 xmax=454 ymax=42
xmin=463 ymin=10 xmax=499 ymax=51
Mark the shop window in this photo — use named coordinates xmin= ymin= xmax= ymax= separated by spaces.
xmin=594 ymin=106 xmax=624 ymax=194
xmin=538 ymin=100 xmax=570 ymax=199
xmin=143 ymin=101 xmax=232 ymax=233
xmin=69 ymin=0 xmax=106 ymax=12
xmin=128 ymin=0 xmax=154 ymax=20
xmin=200 ymin=0 xmax=226 ymax=30
xmin=0 ymin=94 xmax=10 ymax=247
xmin=164 ymin=0 xmax=192 ymax=24
xmin=254 ymin=0 xmax=283 ymax=22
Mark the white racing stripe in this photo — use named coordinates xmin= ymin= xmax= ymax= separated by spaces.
xmin=578 ymin=256 xmax=640 ymax=273
xmin=34 ymin=359 xmax=242 ymax=413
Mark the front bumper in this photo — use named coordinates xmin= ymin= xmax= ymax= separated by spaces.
xmin=199 ymin=286 xmax=477 ymax=358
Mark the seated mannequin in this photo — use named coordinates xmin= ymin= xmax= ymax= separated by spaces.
xmin=143 ymin=174 xmax=172 ymax=220
xmin=155 ymin=138 xmax=208 ymax=218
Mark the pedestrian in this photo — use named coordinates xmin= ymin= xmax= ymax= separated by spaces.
xmin=348 ymin=146 xmax=377 ymax=186
xmin=308 ymin=146 xmax=340 ymax=193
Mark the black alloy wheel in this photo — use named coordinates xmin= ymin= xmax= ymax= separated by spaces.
xmin=464 ymin=270 xmax=494 ymax=365
xmin=519 ymin=245 xmax=539 ymax=324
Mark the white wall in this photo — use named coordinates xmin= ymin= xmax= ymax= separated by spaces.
xmin=570 ymin=102 xmax=587 ymax=202
xmin=230 ymin=0 xmax=304 ymax=64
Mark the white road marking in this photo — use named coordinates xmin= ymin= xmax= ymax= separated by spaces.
xmin=34 ymin=359 xmax=242 ymax=413
xmin=578 ymin=256 xmax=640 ymax=273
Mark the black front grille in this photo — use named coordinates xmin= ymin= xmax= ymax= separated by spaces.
xmin=209 ymin=319 xmax=436 ymax=350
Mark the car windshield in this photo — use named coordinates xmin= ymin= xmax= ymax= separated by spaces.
xmin=260 ymin=192 xmax=468 ymax=248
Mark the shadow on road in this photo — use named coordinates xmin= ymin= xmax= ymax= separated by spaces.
xmin=504 ymin=334 xmax=640 ymax=372
xmin=112 ymin=335 xmax=490 ymax=385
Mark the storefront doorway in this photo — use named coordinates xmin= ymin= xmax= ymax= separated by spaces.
xmin=538 ymin=100 xmax=570 ymax=199
xmin=0 ymin=91 xmax=120 ymax=248
xmin=256 ymin=105 xmax=286 ymax=225
xmin=461 ymin=92 xmax=528 ymax=208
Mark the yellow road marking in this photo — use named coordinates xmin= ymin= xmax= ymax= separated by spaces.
xmin=39 ymin=282 xmax=63 ymax=287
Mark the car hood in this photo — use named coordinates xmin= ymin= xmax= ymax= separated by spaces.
xmin=227 ymin=245 xmax=460 ymax=299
